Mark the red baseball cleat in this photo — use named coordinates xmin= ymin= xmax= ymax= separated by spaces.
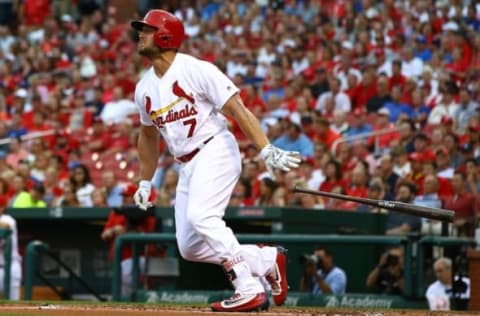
xmin=211 ymin=292 xmax=269 ymax=312
xmin=265 ymin=247 xmax=288 ymax=306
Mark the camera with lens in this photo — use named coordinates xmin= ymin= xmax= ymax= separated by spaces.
xmin=383 ymin=253 xmax=400 ymax=268
xmin=451 ymin=276 xmax=468 ymax=297
xmin=298 ymin=253 xmax=324 ymax=270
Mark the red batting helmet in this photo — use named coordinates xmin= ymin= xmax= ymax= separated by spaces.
xmin=131 ymin=10 xmax=185 ymax=49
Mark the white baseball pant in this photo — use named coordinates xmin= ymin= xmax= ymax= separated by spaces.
xmin=174 ymin=130 xmax=276 ymax=294
xmin=0 ymin=260 xmax=22 ymax=300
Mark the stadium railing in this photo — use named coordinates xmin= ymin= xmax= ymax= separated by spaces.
xmin=330 ymin=126 xmax=402 ymax=156
xmin=23 ymin=240 xmax=106 ymax=301
xmin=112 ymin=233 xmax=410 ymax=301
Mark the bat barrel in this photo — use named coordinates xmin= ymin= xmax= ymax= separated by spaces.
xmin=292 ymin=185 xmax=455 ymax=222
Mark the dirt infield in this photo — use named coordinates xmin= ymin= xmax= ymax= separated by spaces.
xmin=1 ymin=303 xmax=479 ymax=316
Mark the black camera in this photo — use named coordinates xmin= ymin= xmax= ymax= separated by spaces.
xmin=451 ymin=276 xmax=469 ymax=297
xmin=384 ymin=253 xmax=399 ymax=268
xmin=298 ymin=254 xmax=324 ymax=270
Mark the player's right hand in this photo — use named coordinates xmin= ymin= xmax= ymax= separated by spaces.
xmin=134 ymin=180 xmax=152 ymax=211
xmin=260 ymin=144 xmax=301 ymax=180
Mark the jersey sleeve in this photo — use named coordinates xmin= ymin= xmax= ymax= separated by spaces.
xmin=134 ymin=86 xmax=154 ymax=126
xmin=197 ymin=61 xmax=239 ymax=109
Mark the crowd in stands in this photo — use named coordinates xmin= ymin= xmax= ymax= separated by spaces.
xmin=0 ymin=0 xmax=480 ymax=238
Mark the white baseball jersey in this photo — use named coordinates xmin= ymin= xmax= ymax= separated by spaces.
xmin=134 ymin=53 xmax=239 ymax=158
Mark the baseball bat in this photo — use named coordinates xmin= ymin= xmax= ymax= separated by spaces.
xmin=292 ymin=185 xmax=455 ymax=222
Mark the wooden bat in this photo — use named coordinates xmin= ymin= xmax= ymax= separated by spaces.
xmin=292 ymin=185 xmax=455 ymax=222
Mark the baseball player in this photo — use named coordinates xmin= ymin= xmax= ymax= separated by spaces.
xmin=0 ymin=196 xmax=22 ymax=300
xmin=130 ymin=10 xmax=300 ymax=312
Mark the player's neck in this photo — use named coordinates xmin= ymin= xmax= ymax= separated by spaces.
xmin=152 ymin=51 xmax=177 ymax=77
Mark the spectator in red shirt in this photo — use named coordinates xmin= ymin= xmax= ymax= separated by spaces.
xmin=445 ymin=47 xmax=469 ymax=83
xmin=369 ymin=108 xmax=400 ymax=151
xmin=404 ymin=152 xmax=426 ymax=194
xmin=346 ymin=165 xmax=369 ymax=199
xmin=312 ymin=116 xmax=342 ymax=150
xmin=319 ymin=159 xmax=346 ymax=193
xmin=21 ymin=0 xmax=51 ymax=26
xmin=353 ymin=64 xmax=377 ymax=110
xmin=83 ymin=117 xmax=112 ymax=153
xmin=389 ymin=60 xmax=407 ymax=91
xmin=443 ymin=171 xmax=478 ymax=237
xmin=105 ymin=120 xmax=135 ymax=155
xmin=240 ymin=85 xmax=266 ymax=117
xmin=412 ymin=133 xmax=435 ymax=162
xmin=423 ymin=160 xmax=453 ymax=198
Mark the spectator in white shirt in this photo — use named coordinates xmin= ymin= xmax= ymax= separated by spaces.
xmin=435 ymin=147 xmax=454 ymax=179
xmin=226 ymin=51 xmax=248 ymax=78
xmin=334 ymin=53 xmax=362 ymax=90
xmin=291 ymin=48 xmax=309 ymax=76
xmin=428 ymin=85 xmax=459 ymax=125
xmin=315 ymin=78 xmax=351 ymax=114
xmin=426 ymin=257 xmax=470 ymax=311
xmin=401 ymin=46 xmax=424 ymax=79
xmin=100 ymin=87 xmax=137 ymax=125
xmin=391 ymin=145 xmax=411 ymax=177
xmin=256 ymin=41 xmax=277 ymax=78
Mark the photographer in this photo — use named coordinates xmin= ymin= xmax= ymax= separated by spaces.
xmin=426 ymin=257 xmax=470 ymax=311
xmin=299 ymin=246 xmax=347 ymax=295
xmin=366 ymin=246 xmax=404 ymax=295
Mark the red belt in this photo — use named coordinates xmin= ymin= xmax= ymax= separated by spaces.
xmin=176 ymin=136 xmax=214 ymax=163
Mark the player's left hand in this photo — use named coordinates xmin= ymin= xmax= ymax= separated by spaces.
xmin=260 ymin=144 xmax=301 ymax=179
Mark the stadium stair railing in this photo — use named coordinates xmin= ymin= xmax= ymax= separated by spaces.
xmin=23 ymin=240 xmax=107 ymax=301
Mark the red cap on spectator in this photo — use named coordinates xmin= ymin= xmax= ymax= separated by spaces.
xmin=422 ymin=151 xmax=437 ymax=162
xmin=408 ymin=152 xmax=423 ymax=162
xmin=456 ymin=165 xmax=467 ymax=174
xmin=353 ymin=108 xmax=366 ymax=116
xmin=302 ymin=157 xmax=315 ymax=166
xmin=121 ymin=183 xmax=137 ymax=197
xmin=440 ymin=116 xmax=453 ymax=125
xmin=469 ymin=122 xmax=480 ymax=132
xmin=374 ymin=48 xmax=385 ymax=57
